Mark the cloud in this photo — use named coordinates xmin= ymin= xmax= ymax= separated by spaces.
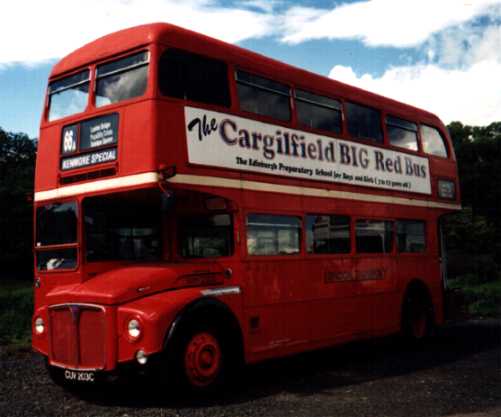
xmin=329 ymin=59 xmax=501 ymax=125
xmin=281 ymin=0 xmax=501 ymax=47
xmin=0 ymin=0 xmax=276 ymax=66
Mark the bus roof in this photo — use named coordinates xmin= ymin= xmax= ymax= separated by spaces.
xmin=51 ymin=22 xmax=442 ymax=126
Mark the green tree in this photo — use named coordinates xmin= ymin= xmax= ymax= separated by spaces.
xmin=0 ymin=127 xmax=37 ymax=277
xmin=447 ymin=121 xmax=501 ymax=282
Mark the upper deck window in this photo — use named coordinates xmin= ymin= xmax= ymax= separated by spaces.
xmin=346 ymin=102 xmax=383 ymax=143
xmin=48 ymin=70 xmax=90 ymax=121
xmin=159 ymin=49 xmax=230 ymax=107
xmin=386 ymin=116 xmax=418 ymax=151
xmin=236 ymin=71 xmax=291 ymax=121
xmin=421 ymin=125 xmax=448 ymax=158
xmin=296 ymin=90 xmax=342 ymax=134
xmin=95 ymin=51 xmax=149 ymax=107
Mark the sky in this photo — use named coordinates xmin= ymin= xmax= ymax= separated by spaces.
xmin=1 ymin=0 xmax=500 ymax=138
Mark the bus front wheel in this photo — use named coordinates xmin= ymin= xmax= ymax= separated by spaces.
xmin=401 ymin=289 xmax=434 ymax=342
xmin=169 ymin=325 xmax=227 ymax=392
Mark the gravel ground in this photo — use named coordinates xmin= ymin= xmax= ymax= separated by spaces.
xmin=1 ymin=320 xmax=500 ymax=417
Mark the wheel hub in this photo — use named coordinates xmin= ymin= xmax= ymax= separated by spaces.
xmin=184 ymin=332 xmax=221 ymax=387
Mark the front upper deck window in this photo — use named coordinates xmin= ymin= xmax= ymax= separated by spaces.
xmin=48 ymin=70 xmax=90 ymax=121
xmin=158 ymin=49 xmax=230 ymax=107
xmin=95 ymin=51 xmax=149 ymax=107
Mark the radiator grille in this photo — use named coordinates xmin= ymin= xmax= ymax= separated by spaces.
xmin=49 ymin=304 xmax=106 ymax=370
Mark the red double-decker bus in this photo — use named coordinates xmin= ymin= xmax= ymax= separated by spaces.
xmin=32 ymin=23 xmax=461 ymax=390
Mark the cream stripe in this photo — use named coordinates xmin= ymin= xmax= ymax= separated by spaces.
xmin=34 ymin=172 xmax=159 ymax=202
xmin=169 ymin=174 xmax=462 ymax=211
xmin=34 ymin=171 xmax=461 ymax=211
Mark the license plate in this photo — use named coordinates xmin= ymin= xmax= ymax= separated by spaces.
xmin=63 ymin=369 xmax=96 ymax=383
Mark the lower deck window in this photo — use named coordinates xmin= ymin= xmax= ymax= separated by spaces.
xmin=397 ymin=220 xmax=426 ymax=252
xmin=356 ymin=219 xmax=393 ymax=253
xmin=306 ymin=214 xmax=350 ymax=254
xmin=247 ymin=214 xmax=301 ymax=256
xmin=179 ymin=214 xmax=233 ymax=258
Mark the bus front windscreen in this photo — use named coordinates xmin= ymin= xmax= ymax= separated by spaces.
xmin=36 ymin=201 xmax=78 ymax=271
xmin=83 ymin=189 xmax=161 ymax=262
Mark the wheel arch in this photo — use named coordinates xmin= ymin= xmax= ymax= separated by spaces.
xmin=401 ymin=278 xmax=435 ymax=325
xmin=164 ymin=296 xmax=245 ymax=364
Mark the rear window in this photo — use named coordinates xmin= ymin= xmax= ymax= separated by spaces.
xmin=236 ymin=71 xmax=291 ymax=121
xmin=48 ymin=70 xmax=90 ymax=121
xmin=95 ymin=51 xmax=149 ymax=107
xmin=159 ymin=49 xmax=230 ymax=107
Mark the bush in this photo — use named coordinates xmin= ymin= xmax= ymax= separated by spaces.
xmin=449 ymin=275 xmax=501 ymax=318
xmin=0 ymin=285 xmax=33 ymax=345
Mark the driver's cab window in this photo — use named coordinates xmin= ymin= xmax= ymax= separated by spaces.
xmin=178 ymin=213 xmax=233 ymax=258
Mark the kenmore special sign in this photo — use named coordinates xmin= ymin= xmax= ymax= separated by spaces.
xmin=185 ymin=107 xmax=432 ymax=195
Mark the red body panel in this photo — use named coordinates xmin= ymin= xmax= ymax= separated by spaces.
xmin=32 ymin=23 xmax=460 ymax=374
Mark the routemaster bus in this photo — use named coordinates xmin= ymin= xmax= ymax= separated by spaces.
xmin=32 ymin=23 xmax=461 ymax=391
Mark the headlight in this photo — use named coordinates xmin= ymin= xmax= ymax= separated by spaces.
xmin=35 ymin=317 xmax=44 ymax=334
xmin=438 ymin=179 xmax=455 ymax=199
xmin=127 ymin=319 xmax=141 ymax=339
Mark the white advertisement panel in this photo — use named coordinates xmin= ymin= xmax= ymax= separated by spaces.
xmin=185 ymin=107 xmax=432 ymax=195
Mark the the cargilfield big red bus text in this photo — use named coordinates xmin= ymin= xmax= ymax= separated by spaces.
xmin=32 ymin=23 xmax=461 ymax=391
